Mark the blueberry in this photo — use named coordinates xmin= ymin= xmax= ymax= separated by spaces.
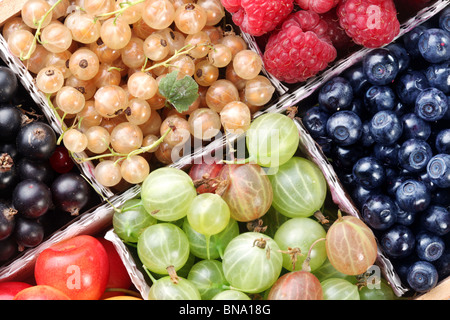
xmin=342 ymin=64 xmax=371 ymax=97
xmin=427 ymin=153 xmax=450 ymax=188
xmin=352 ymin=156 xmax=385 ymax=190
xmin=369 ymin=110 xmax=403 ymax=146
xmin=302 ymin=106 xmax=329 ymax=139
xmin=395 ymin=70 xmax=429 ymax=106
xmin=439 ymin=6 xmax=450 ymax=33
xmin=418 ymin=28 xmax=450 ymax=63
xmin=318 ymin=77 xmax=354 ymax=112
xmin=332 ymin=145 xmax=367 ymax=170
xmin=338 ymin=171 xmax=356 ymax=189
xmin=415 ymin=231 xmax=445 ymax=262
xmin=360 ymin=121 xmax=375 ymax=147
xmin=425 ymin=61 xmax=450 ymax=94
xmin=395 ymin=203 xmax=416 ymax=226
xmin=386 ymin=173 xmax=413 ymax=197
xmin=315 ymin=136 xmax=333 ymax=155
xmin=348 ymin=98 xmax=365 ymax=119
xmin=380 ymin=224 xmax=416 ymax=259
xmin=397 ymin=139 xmax=433 ymax=173
xmin=393 ymin=254 xmax=419 ymax=285
xmin=386 ymin=43 xmax=410 ymax=73
xmin=406 ymin=260 xmax=438 ymax=293
xmin=435 ymin=128 xmax=450 ymax=153
xmin=364 ymin=85 xmax=397 ymax=114
xmin=400 ymin=113 xmax=431 ymax=141
xmin=352 ymin=185 xmax=380 ymax=209
xmin=393 ymin=101 xmax=408 ymax=117
xmin=326 ymin=110 xmax=362 ymax=146
xmin=415 ymin=87 xmax=448 ymax=122
xmin=362 ymin=194 xmax=397 ymax=230
xmin=431 ymin=187 xmax=450 ymax=206
xmin=395 ymin=179 xmax=431 ymax=213
xmin=418 ymin=171 xmax=437 ymax=191
xmin=434 ymin=249 xmax=450 ymax=281
xmin=403 ymin=25 xmax=427 ymax=58
xmin=373 ymin=143 xmax=400 ymax=167
xmin=363 ymin=48 xmax=399 ymax=86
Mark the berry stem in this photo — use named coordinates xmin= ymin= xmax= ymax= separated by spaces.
xmin=73 ymin=127 xmax=172 ymax=163
xmin=141 ymin=43 xmax=198 ymax=73
xmin=94 ymin=0 xmax=146 ymax=20
xmin=46 ymin=93 xmax=68 ymax=132
xmin=21 ymin=0 xmax=64 ymax=61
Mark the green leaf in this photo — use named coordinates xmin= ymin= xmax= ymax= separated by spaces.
xmin=158 ymin=71 xmax=199 ymax=113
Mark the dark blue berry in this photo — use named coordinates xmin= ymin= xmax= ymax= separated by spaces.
xmin=352 ymin=156 xmax=385 ymax=190
xmin=395 ymin=203 xmax=416 ymax=226
xmin=393 ymin=101 xmax=408 ymax=117
xmin=373 ymin=143 xmax=400 ymax=167
xmin=326 ymin=110 xmax=362 ymax=146
xmin=364 ymin=85 xmax=397 ymax=114
xmin=0 ymin=104 xmax=22 ymax=142
xmin=332 ymin=145 xmax=367 ymax=170
xmin=395 ymin=70 xmax=429 ymax=106
xmin=439 ymin=6 xmax=450 ymax=33
xmin=342 ymin=64 xmax=371 ymax=97
xmin=400 ymin=113 xmax=432 ymax=141
xmin=318 ymin=77 xmax=354 ymax=112
xmin=360 ymin=121 xmax=375 ymax=147
xmin=420 ymin=205 xmax=450 ymax=236
xmin=352 ymin=185 xmax=380 ymax=209
xmin=348 ymin=98 xmax=365 ymax=119
xmin=415 ymin=87 xmax=448 ymax=122
xmin=427 ymin=153 xmax=450 ymax=188
xmin=418 ymin=28 xmax=450 ymax=63
xmin=406 ymin=260 xmax=438 ymax=293
xmin=386 ymin=173 xmax=413 ymax=197
xmin=369 ymin=110 xmax=403 ymax=146
xmin=403 ymin=25 xmax=427 ymax=58
xmin=380 ymin=224 xmax=416 ymax=259
xmin=362 ymin=194 xmax=397 ymax=230
xmin=435 ymin=128 xmax=450 ymax=153
xmin=418 ymin=171 xmax=437 ymax=191
xmin=395 ymin=179 xmax=431 ymax=213
xmin=397 ymin=138 xmax=433 ymax=173
xmin=431 ymin=187 xmax=450 ymax=206
xmin=415 ymin=231 xmax=445 ymax=262
xmin=434 ymin=249 xmax=450 ymax=281
xmin=425 ymin=61 xmax=450 ymax=94
xmin=386 ymin=43 xmax=410 ymax=73
xmin=302 ymin=106 xmax=329 ymax=139
xmin=363 ymin=48 xmax=399 ymax=86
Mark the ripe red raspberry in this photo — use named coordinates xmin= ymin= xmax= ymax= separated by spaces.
xmin=263 ymin=11 xmax=337 ymax=83
xmin=337 ymin=0 xmax=400 ymax=48
xmin=221 ymin=0 xmax=294 ymax=36
xmin=295 ymin=0 xmax=340 ymax=14
xmin=320 ymin=8 xmax=354 ymax=51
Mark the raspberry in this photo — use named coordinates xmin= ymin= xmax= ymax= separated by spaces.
xmin=337 ymin=0 xmax=400 ymax=48
xmin=295 ymin=0 xmax=340 ymax=14
xmin=221 ymin=0 xmax=294 ymax=36
xmin=263 ymin=11 xmax=337 ymax=83
xmin=319 ymin=8 xmax=354 ymax=51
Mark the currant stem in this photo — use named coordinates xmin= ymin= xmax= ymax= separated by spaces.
xmin=22 ymin=0 xmax=64 ymax=61
xmin=141 ymin=44 xmax=198 ymax=73
xmin=74 ymin=127 xmax=172 ymax=163
xmin=95 ymin=0 xmax=146 ymax=19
